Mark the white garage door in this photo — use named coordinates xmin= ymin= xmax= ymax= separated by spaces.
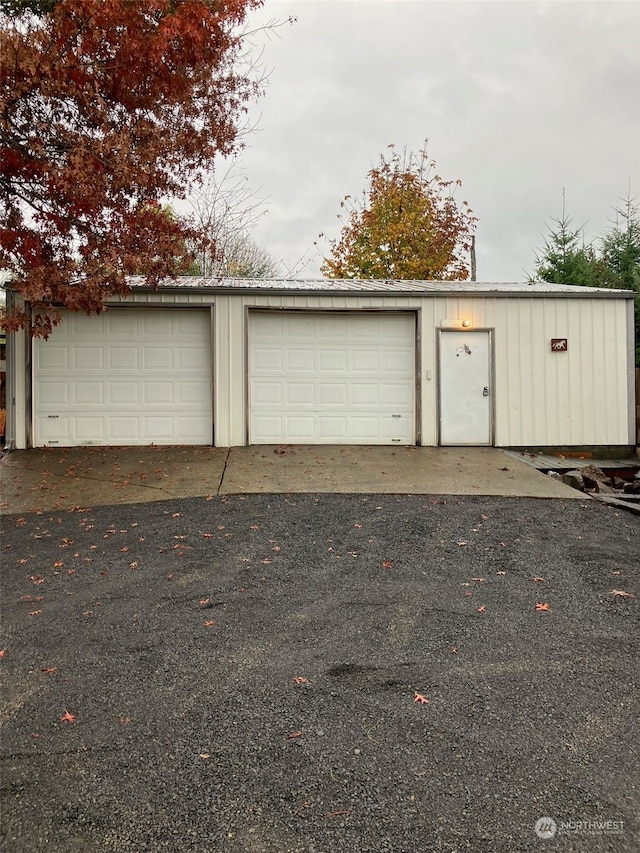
xmin=250 ymin=312 xmax=415 ymax=444
xmin=33 ymin=309 xmax=212 ymax=446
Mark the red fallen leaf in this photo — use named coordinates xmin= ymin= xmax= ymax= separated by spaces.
xmin=382 ymin=560 xmax=393 ymax=569
xmin=120 ymin=547 xmax=129 ymax=553
xmin=41 ymin=667 xmax=57 ymax=674
xmin=31 ymin=732 xmax=40 ymax=739
xmin=20 ymin=594 xmax=33 ymax=601
xmin=60 ymin=710 xmax=76 ymax=723
xmin=0 ymin=649 xmax=6 ymax=658
xmin=293 ymin=676 xmax=309 ymax=684
xmin=199 ymin=598 xmax=212 ymax=607
xmin=287 ymin=730 xmax=303 ymax=739
xmin=204 ymin=620 xmax=216 ymax=627
xmin=413 ymin=692 xmax=430 ymax=705
xmin=610 ymin=589 xmax=635 ymax=599
xmin=17 ymin=558 xmax=28 ymax=565
xmin=202 ymin=533 xmax=214 ymax=539
xmin=31 ymin=575 xmax=45 ymax=585
xmin=100 ymin=570 xmax=109 ymax=576
xmin=450 ymin=647 xmax=458 ymax=654
xmin=477 ymin=605 xmax=486 ymax=613
xmin=535 ymin=602 xmax=551 ymax=611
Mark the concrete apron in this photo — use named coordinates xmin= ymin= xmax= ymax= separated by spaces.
xmin=0 ymin=445 xmax=582 ymax=514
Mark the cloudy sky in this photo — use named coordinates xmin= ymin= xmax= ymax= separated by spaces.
xmin=228 ymin=0 xmax=639 ymax=281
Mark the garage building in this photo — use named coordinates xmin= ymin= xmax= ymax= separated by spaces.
xmin=4 ymin=277 xmax=636 ymax=451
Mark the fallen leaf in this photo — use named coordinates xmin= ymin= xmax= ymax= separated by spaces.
xmin=471 ymin=577 xmax=486 ymax=582
xmin=535 ymin=602 xmax=551 ymax=611
xmin=118 ymin=716 xmax=131 ymax=725
xmin=29 ymin=610 xmax=42 ymax=617
xmin=60 ymin=710 xmax=76 ymax=723
xmin=293 ymin=676 xmax=309 ymax=684
xmin=199 ymin=753 xmax=210 ymax=759
xmin=450 ymin=647 xmax=458 ymax=654
xmin=204 ymin=620 xmax=216 ymax=627
xmin=457 ymin=541 xmax=467 ymax=547
xmin=0 ymin=649 xmax=6 ymax=658
xmin=477 ymin=605 xmax=486 ymax=613
xmin=382 ymin=560 xmax=393 ymax=569
xmin=325 ymin=809 xmax=351 ymax=818
xmin=413 ymin=692 xmax=430 ymax=705
xmin=287 ymin=730 xmax=303 ymax=739
xmin=41 ymin=667 xmax=57 ymax=674
xmin=496 ymin=571 xmax=507 ymax=576
xmin=532 ymin=576 xmax=545 ymax=582
xmin=610 ymin=589 xmax=635 ymax=599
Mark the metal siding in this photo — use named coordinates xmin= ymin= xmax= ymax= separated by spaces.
xmin=13 ymin=288 xmax=630 ymax=448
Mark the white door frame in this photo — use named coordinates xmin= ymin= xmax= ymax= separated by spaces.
xmin=437 ymin=328 xmax=494 ymax=446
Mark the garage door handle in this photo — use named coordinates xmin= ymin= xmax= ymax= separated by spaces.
xmin=483 ymin=387 xmax=489 ymax=396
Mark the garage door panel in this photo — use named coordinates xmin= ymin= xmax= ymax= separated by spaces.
xmin=249 ymin=312 xmax=415 ymax=445
xmin=75 ymin=417 xmax=105 ymax=440
xmin=74 ymin=382 xmax=104 ymax=405
xmin=286 ymin=349 xmax=315 ymax=371
xmin=109 ymin=347 xmax=139 ymax=369
xmin=109 ymin=417 xmax=140 ymax=442
xmin=38 ymin=381 xmax=69 ymax=406
xmin=108 ymin=313 xmax=138 ymax=335
xmin=318 ymin=349 xmax=347 ymax=372
xmin=143 ymin=347 xmax=173 ymax=370
xmin=109 ymin=383 xmax=139 ymax=405
xmin=286 ymin=383 xmax=315 ymax=405
xmin=38 ymin=347 xmax=68 ymax=370
xmin=34 ymin=309 xmax=212 ymax=446
xmin=74 ymin=347 xmax=104 ymax=370
xmin=351 ymin=350 xmax=379 ymax=372
xmin=36 ymin=416 xmax=70 ymax=442
xmin=319 ymin=383 xmax=347 ymax=405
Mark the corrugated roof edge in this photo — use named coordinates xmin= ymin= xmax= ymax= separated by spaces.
xmin=122 ymin=276 xmax=633 ymax=297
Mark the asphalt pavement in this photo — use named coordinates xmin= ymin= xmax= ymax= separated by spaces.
xmin=1 ymin=490 xmax=638 ymax=853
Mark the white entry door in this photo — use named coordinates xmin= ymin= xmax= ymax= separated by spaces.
xmin=250 ymin=311 xmax=415 ymax=444
xmin=33 ymin=309 xmax=212 ymax=446
xmin=439 ymin=330 xmax=492 ymax=445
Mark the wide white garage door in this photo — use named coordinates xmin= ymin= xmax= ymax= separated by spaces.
xmin=33 ymin=309 xmax=212 ymax=446
xmin=250 ymin=312 xmax=415 ymax=444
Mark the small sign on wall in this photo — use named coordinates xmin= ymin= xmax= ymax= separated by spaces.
xmin=551 ymin=338 xmax=568 ymax=352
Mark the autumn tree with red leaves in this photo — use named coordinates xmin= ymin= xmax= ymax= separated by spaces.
xmin=0 ymin=0 xmax=265 ymax=334
xmin=321 ymin=145 xmax=476 ymax=281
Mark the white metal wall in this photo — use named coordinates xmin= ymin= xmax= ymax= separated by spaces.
xmin=13 ymin=288 xmax=633 ymax=449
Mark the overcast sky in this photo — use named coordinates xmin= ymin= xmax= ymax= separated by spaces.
xmin=228 ymin=0 xmax=639 ymax=281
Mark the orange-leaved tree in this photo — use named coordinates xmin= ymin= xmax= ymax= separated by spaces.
xmin=321 ymin=145 xmax=476 ymax=281
xmin=0 ymin=0 xmax=265 ymax=335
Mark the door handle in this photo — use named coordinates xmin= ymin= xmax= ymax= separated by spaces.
xmin=483 ymin=387 xmax=489 ymax=396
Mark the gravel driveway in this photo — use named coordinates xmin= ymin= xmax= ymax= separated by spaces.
xmin=1 ymin=493 xmax=638 ymax=853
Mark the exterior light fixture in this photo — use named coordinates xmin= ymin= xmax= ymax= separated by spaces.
xmin=461 ymin=319 xmax=471 ymax=328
